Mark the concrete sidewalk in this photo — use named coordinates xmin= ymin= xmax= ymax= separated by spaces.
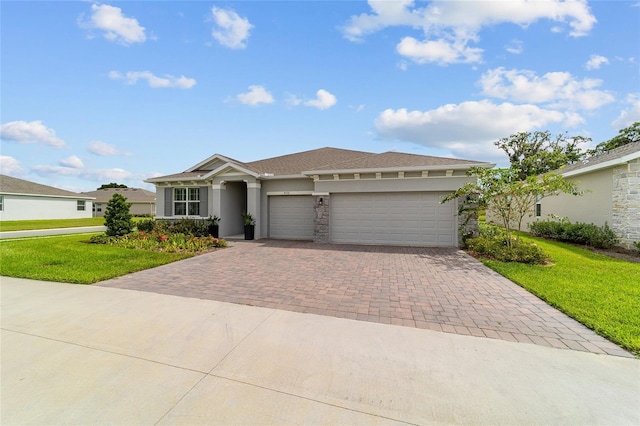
xmin=0 ymin=226 xmax=106 ymax=239
xmin=1 ymin=277 xmax=639 ymax=425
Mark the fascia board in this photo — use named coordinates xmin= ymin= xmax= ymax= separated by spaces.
xmin=562 ymin=152 xmax=640 ymax=178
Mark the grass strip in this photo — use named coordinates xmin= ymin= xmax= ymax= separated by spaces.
xmin=0 ymin=234 xmax=192 ymax=284
xmin=0 ymin=217 xmax=105 ymax=232
xmin=482 ymin=234 xmax=640 ymax=355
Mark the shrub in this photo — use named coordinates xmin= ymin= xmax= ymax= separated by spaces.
xmin=465 ymin=224 xmax=549 ymax=264
xmin=136 ymin=219 xmax=156 ymax=232
xmin=529 ymin=219 xmax=619 ymax=249
xmin=104 ymin=193 xmax=134 ymax=237
xmin=633 ymin=241 xmax=640 ymax=255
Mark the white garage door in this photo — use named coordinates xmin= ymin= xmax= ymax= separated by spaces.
xmin=269 ymin=195 xmax=315 ymax=240
xmin=331 ymin=192 xmax=456 ymax=247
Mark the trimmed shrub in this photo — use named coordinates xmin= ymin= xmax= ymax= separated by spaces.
xmin=136 ymin=219 xmax=156 ymax=232
xmin=465 ymin=224 xmax=549 ymax=264
xmin=529 ymin=219 xmax=619 ymax=249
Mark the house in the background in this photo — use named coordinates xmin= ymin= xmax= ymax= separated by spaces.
xmin=521 ymin=141 xmax=640 ymax=249
xmin=0 ymin=174 xmax=94 ymax=221
xmin=146 ymin=147 xmax=492 ymax=247
xmin=81 ymin=188 xmax=156 ymax=217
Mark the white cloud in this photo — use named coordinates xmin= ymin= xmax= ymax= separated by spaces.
xmin=210 ymin=7 xmax=253 ymax=49
xmin=0 ymin=120 xmax=66 ymax=148
xmin=396 ymin=37 xmax=483 ymax=65
xmin=374 ymin=101 xmax=582 ymax=159
xmin=343 ymin=0 xmax=595 ymax=65
xmin=612 ymin=93 xmax=640 ymax=129
xmin=109 ymin=70 xmax=196 ymax=89
xmin=505 ymin=39 xmax=523 ymax=54
xmin=59 ymin=155 xmax=84 ymax=169
xmin=31 ymin=165 xmax=135 ymax=182
xmin=479 ymin=67 xmax=614 ymax=110
xmin=235 ymin=85 xmax=274 ymax=106
xmin=81 ymin=4 xmax=146 ymax=45
xmin=87 ymin=141 xmax=131 ymax=157
xmin=285 ymin=94 xmax=303 ymax=107
xmin=0 ymin=155 xmax=23 ymax=176
xmin=304 ymin=89 xmax=337 ymax=110
xmin=586 ymin=54 xmax=609 ymax=70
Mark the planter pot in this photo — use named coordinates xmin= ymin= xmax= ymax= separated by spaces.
xmin=244 ymin=225 xmax=255 ymax=240
xmin=208 ymin=224 xmax=219 ymax=238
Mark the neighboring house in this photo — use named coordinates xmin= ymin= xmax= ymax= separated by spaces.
xmin=521 ymin=141 xmax=640 ymax=249
xmin=146 ymin=147 xmax=492 ymax=247
xmin=0 ymin=174 xmax=94 ymax=221
xmin=81 ymin=188 xmax=156 ymax=217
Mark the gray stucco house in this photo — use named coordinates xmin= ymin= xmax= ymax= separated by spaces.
xmin=81 ymin=188 xmax=156 ymax=217
xmin=145 ymin=147 xmax=492 ymax=247
xmin=520 ymin=141 xmax=640 ymax=249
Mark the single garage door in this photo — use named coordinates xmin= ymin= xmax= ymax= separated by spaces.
xmin=269 ymin=195 xmax=315 ymax=240
xmin=331 ymin=192 xmax=456 ymax=247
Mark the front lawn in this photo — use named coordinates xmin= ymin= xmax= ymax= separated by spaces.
xmin=0 ymin=234 xmax=192 ymax=284
xmin=482 ymin=234 xmax=640 ymax=355
xmin=0 ymin=217 xmax=105 ymax=232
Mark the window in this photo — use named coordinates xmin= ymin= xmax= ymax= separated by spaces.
xmin=0 ymin=195 xmax=3 ymax=211
xmin=535 ymin=195 xmax=542 ymax=217
xmin=174 ymin=187 xmax=200 ymax=216
xmin=77 ymin=200 xmax=86 ymax=211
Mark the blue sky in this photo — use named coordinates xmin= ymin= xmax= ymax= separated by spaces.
xmin=1 ymin=0 xmax=639 ymax=192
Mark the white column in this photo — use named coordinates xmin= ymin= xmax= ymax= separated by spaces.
xmin=247 ymin=182 xmax=261 ymax=239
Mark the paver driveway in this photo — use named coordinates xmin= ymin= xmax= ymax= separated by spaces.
xmin=98 ymin=240 xmax=630 ymax=357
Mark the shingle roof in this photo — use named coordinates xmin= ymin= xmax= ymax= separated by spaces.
xmin=0 ymin=174 xmax=91 ymax=198
xmin=560 ymin=141 xmax=640 ymax=174
xmin=81 ymin=188 xmax=156 ymax=203
xmin=148 ymin=147 xmax=490 ymax=182
xmin=245 ymin=147 xmax=373 ymax=175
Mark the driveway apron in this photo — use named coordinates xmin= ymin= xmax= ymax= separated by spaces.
xmin=98 ymin=240 xmax=630 ymax=357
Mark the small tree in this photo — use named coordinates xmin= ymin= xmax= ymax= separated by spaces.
xmin=442 ymin=167 xmax=581 ymax=248
xmin=104 ymin=193 xmax=133 ymax=236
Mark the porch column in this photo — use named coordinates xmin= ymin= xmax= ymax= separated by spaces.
xmin=247 ymin=182 xmax=261 ymax=239
xmin=211 ymin=183 xmax=222 ymax=219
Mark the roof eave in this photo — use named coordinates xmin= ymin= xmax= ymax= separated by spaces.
xmin=302 ymin=162 xmax=494 ymax=175
xmin=0 ymin=192 xmax=95 ymax=200
xmin=561 ymin=152 xmax=640 ymax=177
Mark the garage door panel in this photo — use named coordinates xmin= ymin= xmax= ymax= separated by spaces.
xmin=269 ymin=196 xmax=314 ymax=240
xmin=331 ymin=192 xmax=456 ymax=247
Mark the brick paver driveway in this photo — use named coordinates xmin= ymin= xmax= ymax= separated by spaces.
xmin=98 ymin=240 xmax=630 ymax=357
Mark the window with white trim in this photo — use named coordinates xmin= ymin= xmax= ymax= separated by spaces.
xmin=0 ymin=195 xmax=3 ymax=211
xmin=535 ymin=195 xmax=542 ymax=217
xmin=77 ymin=200 xmax=85 ymax=211
xmin=174 ymin=187 xmax=200 ymax=216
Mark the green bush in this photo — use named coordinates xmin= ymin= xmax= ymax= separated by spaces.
xmin=136 ymin=219 xmax=156 ymax=232
xmin=633 ymin=241 xmax=640 ymax=254
xmin=104 ymin=193 xmax=134 ymax=237
xmin=529 ymin=219 xmax=619 ymax=249
xmin=465 ymin=224 xmax=549 ymax=264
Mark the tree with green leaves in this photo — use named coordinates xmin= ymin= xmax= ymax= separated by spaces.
xmin=442 ymin=167 xmax=581 ymax=248
xmin=588 ymin=122 xmax=639 ymax=155
xmin=495 ymin=131 xmax=588 ymax=180
xmin=99 ymin=183 xmax=128 ymax=189
xmin=104 ymin=193 xmax=133 ymax=237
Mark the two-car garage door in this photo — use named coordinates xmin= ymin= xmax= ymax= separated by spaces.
xmin=331 ymin=192 xmax=456 ymax=247
xmin=269 ymin=192 xmax=457 ymax=247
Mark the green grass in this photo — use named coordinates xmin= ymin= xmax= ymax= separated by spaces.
xmin=0 ymin=217 xmax=105 ymax=231
xmin=0 ymin=234 xmax=192 ymax=284
xmin=482 ymin=234 xmax=640 ymax=355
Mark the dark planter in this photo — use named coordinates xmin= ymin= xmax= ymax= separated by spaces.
xmin=244 ymin=224 xmax=255 ymax=240
xmin=208 ymin=224 xmax=219 ymax=238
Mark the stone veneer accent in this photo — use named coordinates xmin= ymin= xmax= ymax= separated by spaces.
xmin=612 ymin=158 xmax=640 ymax=249
xmin=313 ymin=194 xmax=330 ymax=243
